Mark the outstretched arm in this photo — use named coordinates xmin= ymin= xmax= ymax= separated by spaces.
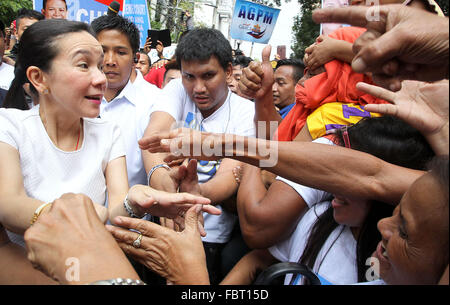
xmin=141 ymin=128 xmax=423 ymax=205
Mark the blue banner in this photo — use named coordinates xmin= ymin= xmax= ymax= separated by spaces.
xmin=230 ymin=0 xmax=280 ymax=44
xmin=123 ymin=0 xmax=151 ymax=49
xmin=33 ymin=0 xmax=123 ymax=23
xmin=33 ymin=0 xmax=150 ymax=48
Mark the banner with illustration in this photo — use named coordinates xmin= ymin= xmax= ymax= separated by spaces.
xmin=230 ymin=0 xmax=280 ymax=44
xmin=320 ymin=0 xmax=349 ymax=36
xmin=33 ymin=0 xmax=150 ymax=48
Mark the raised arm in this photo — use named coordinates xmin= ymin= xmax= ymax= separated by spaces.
xmin=239 ymin=45 xmax=282 ymax=139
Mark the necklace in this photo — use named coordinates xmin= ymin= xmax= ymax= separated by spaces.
xmin=75 ymin=120 xmax=82 ymax=150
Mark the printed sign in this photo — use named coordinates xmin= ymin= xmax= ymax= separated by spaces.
xmin=230 ymin=0 xmax=280 ymax=44
xmin=320 ymin=0 xmax=349 ymax=35
xmin=123 ymin=0 xmax=151 ymax=49
xmin=33 ymin=0 xmax=150 ymax=48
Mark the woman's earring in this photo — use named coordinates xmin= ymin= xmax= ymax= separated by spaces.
xmin=43 ymin=88 xmax=49 ymax=94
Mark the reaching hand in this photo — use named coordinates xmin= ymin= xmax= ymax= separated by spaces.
xmin=24 ymin=193 xmax=138 ymax=284
xmin=156 ymin=40 xmax=164 ymax=57
xmin=139 ymin=128 xmax=222 ymax=163
xmin=126 ymin=184 xmax=219 ymax=226
xmin=238 ymin=45 xmax=275 ymax=100
xmin=143 ymin=37 xmax=152 ymax=54
xmin=178 ymin=159 xmax=202 ymax=196
xmin=358 ymin=80 xmax=449 ymax=155
xmin=106 ymin=205 xmax=210 ymax=284
xmin=312 ymin=4 xmax=449 ymax=91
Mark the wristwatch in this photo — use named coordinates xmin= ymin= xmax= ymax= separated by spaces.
xmin=89 ymin=278 xmax=146 ymax=285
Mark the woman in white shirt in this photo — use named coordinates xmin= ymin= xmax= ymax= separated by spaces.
xmin=0 ymin=19 xmax=218 ymax=249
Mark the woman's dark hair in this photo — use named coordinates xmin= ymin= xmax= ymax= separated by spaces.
xmin=2 ymin=19 xmax=94 ymax=110
xmin=175 ymin=28 xmax=232 ymax=71
xmin=299 ymin=115 xmax=435 ymax=282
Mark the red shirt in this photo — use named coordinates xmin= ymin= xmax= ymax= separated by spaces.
xmin=144 ymin=66 xmax=166 ymax=89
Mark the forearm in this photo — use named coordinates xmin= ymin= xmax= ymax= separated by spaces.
xmin=333 ymin=40 xmax=354 ymax=64
xmin=237 ymin=168 xmax=308 ymax=248
xmin=226 ymin=136 xmax=423 ymax=204
xmin=143 ymin=150 xmax=177 ymax=193
xmin=220 ymin=249 xmax=277 ymax=285
xmin=254 ymin=94 xmax=283 ymax=140
xmin=0 ymin=195 xmax=47 ymax=234
xmin=427 ymin=121 xmax=449 ymax=156
xmin=199 ymin=167 xmax=239 ymax=205
xmin=0 ymin=238 xmax=57 ymax=284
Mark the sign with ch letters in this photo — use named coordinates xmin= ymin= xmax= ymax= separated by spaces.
xmin=33 ymin=0 xmax=150 ymax=48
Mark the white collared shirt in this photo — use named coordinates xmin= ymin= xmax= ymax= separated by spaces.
xmin=100 ymin=73 xmax=160 ymax=187
xmin=0 ymin=62 xmax=14 ymax=91
xmin=151 ymin=78 xmax=256 ymax=243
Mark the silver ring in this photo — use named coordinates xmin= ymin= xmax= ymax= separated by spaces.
xmin=132 ymin=233 xmax=143 ymax=248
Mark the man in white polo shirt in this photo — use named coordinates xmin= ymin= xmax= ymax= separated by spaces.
xmin=0 ymin=20 xmax=14 ymax=106
xmin=91 ymin=14 xmax=160 ymax=189
xmin=141 ymin=28 xmax=255 ymax=284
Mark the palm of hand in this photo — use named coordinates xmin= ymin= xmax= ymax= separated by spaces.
xmin=394 ymin=81 xmax=449 ymax=135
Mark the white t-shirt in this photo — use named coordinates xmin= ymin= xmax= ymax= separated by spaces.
xmin=269 ymin=201 xmax=358 ymax=285
xmin=275 ymin=137 xmax=334 ymax=208
xmin=152 ymin=78 xmax=256 ymax=243
xmin=0 ymin=106 xmax=125 ymax=246
xmin=101 ymin=75 xmax=159 ymax=187
xmin=0 ymin=63 xmax=14 ymax=91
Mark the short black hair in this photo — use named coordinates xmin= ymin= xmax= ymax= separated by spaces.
xmin=0 ymin=20 xmax=5 ymax=37
xmin=43 ymin=0 xmax=67 ymax=9
xmin=163 ymin=59 xmax=181 ymax=80
xmin=16 ymin=9 xmax=45 ymax=29
xmin=232 ymin=55 xmax=252 ymax=68
xmin=138 ymin=51 xmax=151 ymax=65
xmin=275 ymin=59 xmax=305 ymax=83
xmin=234 ymin=49 xmax=244 ymax=56
xmin=175 ymin=28 xmax=232 ymax=70
xmin=91 ymin=15 xmax=140 ymax=54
